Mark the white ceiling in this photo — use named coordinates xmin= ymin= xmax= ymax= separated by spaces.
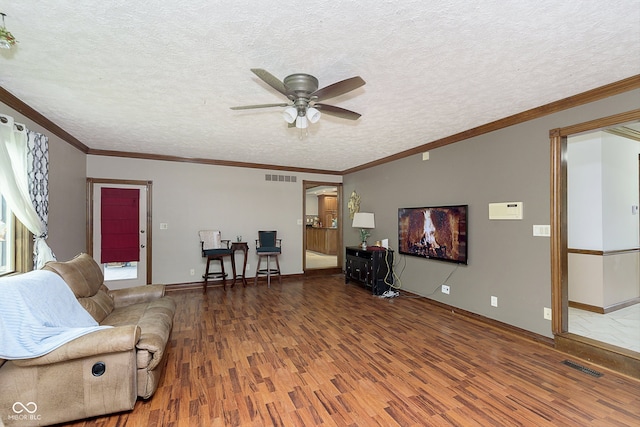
xmin=1 ymin=1 xmax=639 ymax=172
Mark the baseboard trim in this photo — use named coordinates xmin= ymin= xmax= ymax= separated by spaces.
xmin=570 ymin=297 xmax=640 ymax=314
xmin=417 ymin=295 xmax=555 ymax=348
xmin=569 ymin=301 xmax=605 ymax=314
xmin=304 ymin=267 xmax=342 ymax=276
xmin=164 ymin=273 xmax=306 ymax=292
xmin=555 ymin=333 xmax=640 ymax=380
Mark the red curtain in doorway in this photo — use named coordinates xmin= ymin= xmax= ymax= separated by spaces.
xmin=101 ymin=188 xmax=140 ymax=264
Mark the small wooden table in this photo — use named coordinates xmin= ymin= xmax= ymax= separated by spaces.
xmin=230 ymin=242 xmax=249 ymax=287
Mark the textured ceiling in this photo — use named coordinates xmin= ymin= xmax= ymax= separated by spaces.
xmin=1 ymin=1 xmax=639 ymax=172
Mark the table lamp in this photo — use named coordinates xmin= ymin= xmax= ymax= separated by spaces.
xmin=352 ymin=212 xmax=375 ymax=249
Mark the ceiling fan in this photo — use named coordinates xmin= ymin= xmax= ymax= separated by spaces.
xmin=230 ymin=69 xmax=365 ymax=129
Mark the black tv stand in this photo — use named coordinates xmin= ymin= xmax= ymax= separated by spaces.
xmin=345 ymin=246 xmax=394 ymax=295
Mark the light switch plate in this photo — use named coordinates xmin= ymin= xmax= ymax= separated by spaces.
xmin=533 ymin=225 xmax=551 ymax=236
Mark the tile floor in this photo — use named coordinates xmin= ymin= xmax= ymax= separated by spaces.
xmin=305 ymin=251 xmax=338 ymax=269
xmin=569 ymin=303 xmax=640 ymax=352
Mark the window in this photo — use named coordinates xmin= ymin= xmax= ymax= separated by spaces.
xmin=0 ymin=194 xmax=15 ymax=274
xmin=0 ymin=193 xmax=32 ymax=275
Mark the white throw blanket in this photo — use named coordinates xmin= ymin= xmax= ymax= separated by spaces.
xmin=0 ymin=270 xmax=110 ymax=359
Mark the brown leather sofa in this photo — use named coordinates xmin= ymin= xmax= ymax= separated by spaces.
xmin=0 ymin=254 xmax=176 ymax=426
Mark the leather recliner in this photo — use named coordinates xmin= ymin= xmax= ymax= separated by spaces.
xmin=0 ymin=253 xmax=176 ymax=426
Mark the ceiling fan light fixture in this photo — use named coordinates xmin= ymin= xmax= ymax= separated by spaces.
xmin=283 ymin=106 xmax=297 ymax=124
xmin=306 ymin=107 xmax=321 ymax=124
xmin=295 ymin=115 xmax=308 ymax=129
xmin=232 ymin=69 xmax=365 ymax=134
xmin=0 ymin=13 xmax=17 ymax=50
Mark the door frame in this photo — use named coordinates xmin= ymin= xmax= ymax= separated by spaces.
xmin=550 ymin=108 xmax=640 ymax=378
xmin=302 ymin=181 xmax=343 ymax=273
xmin=86 ymin=178 xmax=153 ymax=284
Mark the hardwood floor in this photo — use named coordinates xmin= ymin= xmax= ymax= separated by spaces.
xmin=66 ymin=275 xmax=640 ymax=426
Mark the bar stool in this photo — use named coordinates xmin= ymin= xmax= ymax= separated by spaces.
xmin=199 ymin=230 xmax=232 ymax=293
xmin=254 ymin=230 xmax=282 ymax=287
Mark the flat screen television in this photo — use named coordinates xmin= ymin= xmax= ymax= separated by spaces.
xmin=398 ymin=205 xmax=468 ymax=264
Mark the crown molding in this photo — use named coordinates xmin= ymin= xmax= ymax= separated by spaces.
xmin=342 ymin=74 xmax=640 ymax=174
xmin=3 ymin=75 xmax=639 ymax=175
xmin=0 ymin=86 xmax=89 ymax=153
xmin=87 ymin=148 xmax=342 ymax=175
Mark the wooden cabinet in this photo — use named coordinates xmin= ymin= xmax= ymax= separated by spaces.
xmin=306 ymin=227 xmax=338 ymax=255
xmin=318 ymin=195 xmax=337 ymax=228
xmin=345 ymin=247 xmax=394 ymax=295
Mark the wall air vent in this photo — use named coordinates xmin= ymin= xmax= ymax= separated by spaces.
xmin=265 ymin=174 xmax=297 ymax=183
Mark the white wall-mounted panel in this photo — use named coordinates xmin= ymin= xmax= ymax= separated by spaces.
xmin=489 ymin=202 xmax=523 ymax=220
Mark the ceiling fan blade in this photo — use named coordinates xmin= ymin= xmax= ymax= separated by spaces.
xmin=315 ymin=104 xmax=362 ymax=120
xmin=230 ymin=103 xmax=290 ymax=110
xmin=312 ymin=76 xmax=365 ymax=102
xmin=250 ymin=68 xmax=289 ymax=96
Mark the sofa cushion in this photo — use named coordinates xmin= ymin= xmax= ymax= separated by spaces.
xmin=43 ymin=253 xmax=104 ymax=298
xmin=101 ymin=297 xmax=175 ymax=370
xmin=77 ymin=285 xmax=115 ymax=323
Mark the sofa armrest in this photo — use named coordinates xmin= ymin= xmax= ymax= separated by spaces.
xmin=13 ymin=325 xmax=140 ymax=367
xmin=109 ymin=284 xmax=165 ymax=308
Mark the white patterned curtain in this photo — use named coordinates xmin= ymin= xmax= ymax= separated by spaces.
xmin=0 ymin=113 xmax=56 ymax=269
xmin=27 ymin=129 xmax=56 ymax=267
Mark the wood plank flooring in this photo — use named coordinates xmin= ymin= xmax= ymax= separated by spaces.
xmin=66 ymin=275 xmax=640 ymax=426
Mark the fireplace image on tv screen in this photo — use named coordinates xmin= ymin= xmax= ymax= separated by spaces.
xmin=398 ymin=205 xmax=468 ymax=264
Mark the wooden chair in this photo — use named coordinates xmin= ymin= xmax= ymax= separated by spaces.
xmin=199 ymin=230 xmax=232 ymax=293
xmin=254 ymin=230 xmax=282 ymax=287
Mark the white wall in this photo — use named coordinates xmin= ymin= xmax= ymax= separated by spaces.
xmin=87 ymin=155 xmax=341 ymax=285
xmin=568 ymin=253 xmax=604 ymax=306
xmin=306 ymin=193 xmax=319 ymax=215
xmin=568 ymin=131 xmax=640 ymax=251
xmin=567 ymin=133 xmax=604 ymax=250
xmin=602 ymin=132 xmax=639 ymax=250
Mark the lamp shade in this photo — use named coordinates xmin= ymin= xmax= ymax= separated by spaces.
xmin=283 ymin=106 xmax=297 ymax=124
xmin=306 ymin=107 xmax=321 ymax=123
xmin=352 ymin=212 xmax=375 ymax=229
xmin=295 ymin=115 xmax=308 ymax=129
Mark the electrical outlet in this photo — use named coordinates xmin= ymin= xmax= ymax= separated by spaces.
xmin=491 ymin=296 xmax=498 ymax=307
xmin=190 ymin=269 xmax=195 ymax=276
xmin=544 ymin=307 xmax=552 ymax=320
xmin=441 ymin=284 xmax=450 ymax=294
xmin=160 ymin=223 xmax=168 ymax=230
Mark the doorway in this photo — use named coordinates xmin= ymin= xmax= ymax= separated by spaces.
xmin=87 ymin=178 xmax=153 ymax=288
xmin=565 ymin=127 xmax=640 ymax=353
xmin=303 ymin=181 xmax=343 ymax=273
xmin=550 ymin=110 xmax=640 ymax=378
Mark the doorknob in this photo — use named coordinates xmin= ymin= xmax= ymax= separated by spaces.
xmin=140 ymin=230 xmax=145 ymax=233
xmin=140 ymin=244 xmax=146 ymax=248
